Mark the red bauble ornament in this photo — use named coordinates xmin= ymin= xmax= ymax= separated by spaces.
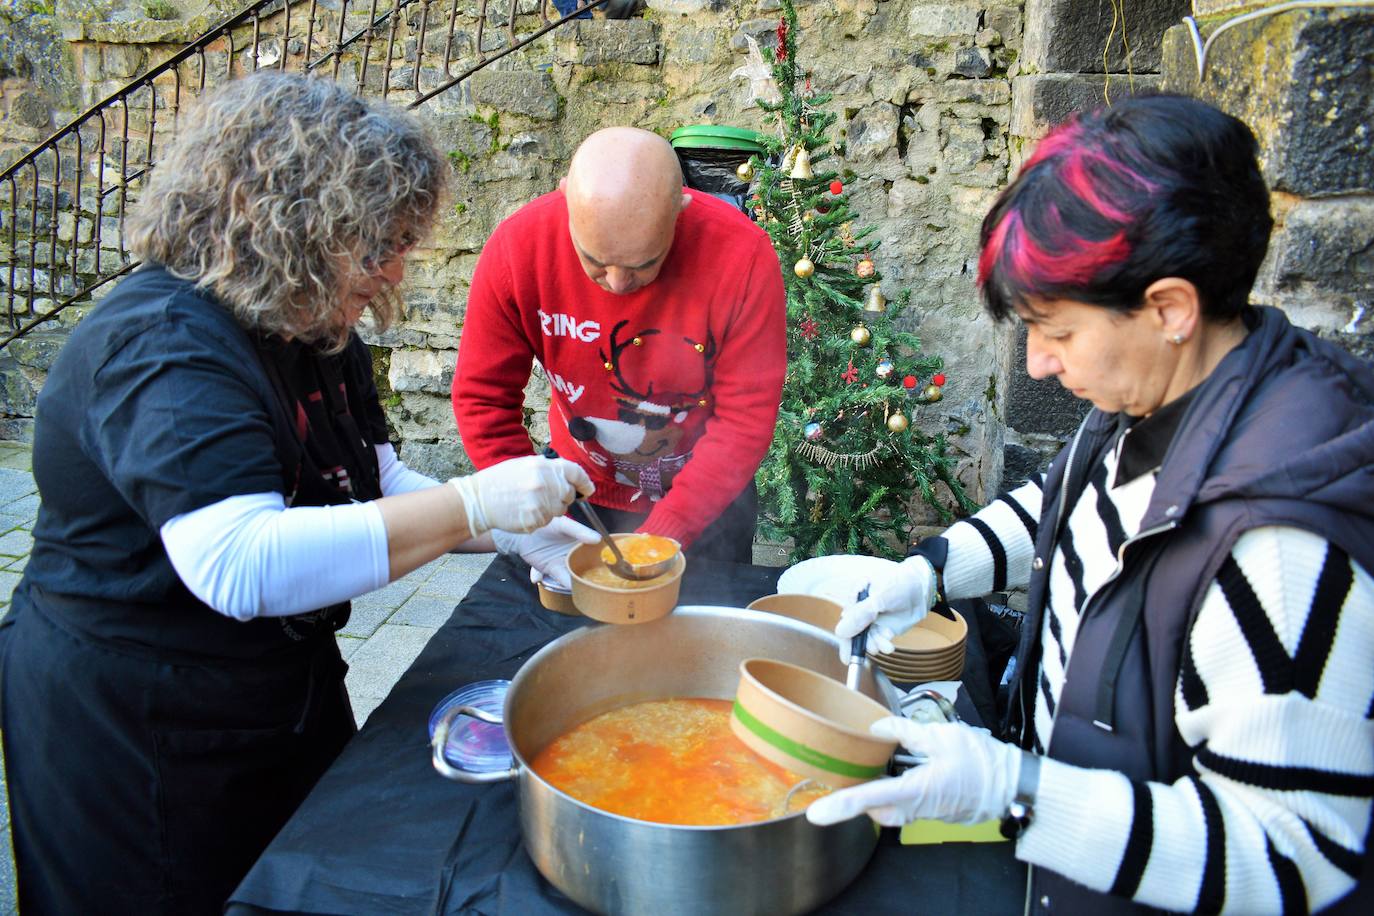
xmin=902 ymin=375 xmax=918 ymax=389
xmin=829 ymin=180 xmax=844 ymax=195
xmin=932 ymin=373 xmax=947 ymax=386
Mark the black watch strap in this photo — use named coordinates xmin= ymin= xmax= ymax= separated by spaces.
xmin=907 ymin=536 xmax=948 ymax=605
xmin=999 ymin=751 xmax=1040 ymax=839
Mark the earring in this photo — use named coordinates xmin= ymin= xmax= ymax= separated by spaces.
xmin=1169 ymin=333 xmax=1186 ymax=345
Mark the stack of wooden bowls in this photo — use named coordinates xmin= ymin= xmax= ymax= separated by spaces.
xmin=866 ymin=609 xmax=967 ymax=684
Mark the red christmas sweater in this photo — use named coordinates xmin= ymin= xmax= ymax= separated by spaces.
xmin=452 ymin=190 xmax=786 ymax=547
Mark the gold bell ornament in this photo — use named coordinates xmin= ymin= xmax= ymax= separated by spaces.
xmin=736 ymin=160 xmax=755 ymax=182
xmin=863 ymin=286 xmax=887 ymax=313
xmin=850 ymin=324 xmax=872 ymax=346
xmin=794 ymin=256 xmax=816 ymax=279
xmin=780 ymin=144 xmax=799 ymax=175
xmin=887 ymin=410 xmax=910 ymax=433
xmin=923 ymin=383 xmax=943 ymax=402
xmin=790 ymin=146 xmax=814 ymax=180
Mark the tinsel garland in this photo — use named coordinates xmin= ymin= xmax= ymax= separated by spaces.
xmin=795 ymin=439 xmax=886 ymax=469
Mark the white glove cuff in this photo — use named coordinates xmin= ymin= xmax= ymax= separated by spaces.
xmin=447 ymin=475 xmax=488 ymax=538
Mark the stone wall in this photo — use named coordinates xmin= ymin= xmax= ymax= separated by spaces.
xmin=379 ymin=0 xmax=1029 ymax=510
xmin=7 ymin=0 xmax=1365 ymax=522
xmin=1163 ymin=4 xmax=1374 ymax=363
xmin=3 ymin=0 xmax=1032 ymax=516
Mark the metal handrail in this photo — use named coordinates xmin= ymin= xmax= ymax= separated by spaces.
xmin=1182 ymin=1 xmax=1374 ymax=80
xmin=0 ymin=0 xmax=610 ymax=349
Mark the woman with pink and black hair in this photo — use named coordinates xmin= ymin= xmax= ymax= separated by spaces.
xmin=809 ymin=95 xmax=1373 ymax=913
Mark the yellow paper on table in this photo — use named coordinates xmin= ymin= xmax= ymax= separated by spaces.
xmin=900 ymin=818 xmax=1008 ymax=845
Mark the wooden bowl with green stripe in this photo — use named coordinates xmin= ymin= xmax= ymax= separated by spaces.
xmin=731 ymin=658 xmax=898 ymax=789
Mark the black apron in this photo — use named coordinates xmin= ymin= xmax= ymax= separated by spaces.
xmin=0 ymin=334 xmax=382 ymax=915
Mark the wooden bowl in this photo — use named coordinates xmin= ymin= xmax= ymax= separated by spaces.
xmin=536 ymin=581 xmax=580 ymax=616
xmin=568 ymin=535 xmax=686 ymax=625
xmin=730 ymin=658 xmax=896 ymax=788
xmin=744 ymin=594 xmax=843 ymax=632
xmin=869 ymin=654 xmax=966 ymax=684
xmin=886 ymin=609 xmax=968 ymax=653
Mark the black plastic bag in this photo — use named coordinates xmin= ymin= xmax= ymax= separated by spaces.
xmin=675 ymin=146 xmax=758 ymax=216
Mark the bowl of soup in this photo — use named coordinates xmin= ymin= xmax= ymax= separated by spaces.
xmin=567 ymin=533 xmax=685 ymax=624
xmin=731 ymin=658 xmax=897 ymax=788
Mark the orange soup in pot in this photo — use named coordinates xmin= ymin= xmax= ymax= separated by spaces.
xmin=529 ymin=698 xmax=830 ymax=826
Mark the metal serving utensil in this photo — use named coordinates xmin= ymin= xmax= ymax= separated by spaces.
xmin=773 ymin=778 xmax=818 ymax=818
xmin=541 ymin=445 xmax=644 ymax=580
xmin=574 ymin=499 xmax=646 ymax=581
xmin=844 ymin=583 xmax=871 ymax=692
xmin=541 ymin=445 xmax=677 ymax=581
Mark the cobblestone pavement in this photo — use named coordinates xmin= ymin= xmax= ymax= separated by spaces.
xmin=0 ymin=439 xmax=495 ymax=914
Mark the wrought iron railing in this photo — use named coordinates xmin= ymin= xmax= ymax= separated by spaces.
xmin=0 ymin=0 xmax=610 ymax=349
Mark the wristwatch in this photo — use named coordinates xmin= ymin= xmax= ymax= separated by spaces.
xmin=907 ymin=537 xmax=948 ymax=606
xmin=999 ymin=750 xmax=1040 ymax=839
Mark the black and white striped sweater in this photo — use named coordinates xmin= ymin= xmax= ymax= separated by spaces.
xmin=940 ymin=433 xmax=1374 ymax=912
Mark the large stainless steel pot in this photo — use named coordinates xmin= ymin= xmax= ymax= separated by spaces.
xmin=431 ymin=605 xmax=901 ymax=916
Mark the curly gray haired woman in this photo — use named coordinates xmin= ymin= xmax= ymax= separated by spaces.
xmin=127 ymin=70 xmax=444 ymax=350
xmin=0 ymin=71 xmax=597 ymax=916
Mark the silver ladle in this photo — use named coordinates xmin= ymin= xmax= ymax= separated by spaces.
xmin=574 ymin=499 xmax=655 ymax=581
xmin=542 ymin=446 xmax=674 ymax=581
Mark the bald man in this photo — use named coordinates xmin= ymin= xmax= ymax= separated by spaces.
xmin=452 ymin=127 xmax=785 ymax=566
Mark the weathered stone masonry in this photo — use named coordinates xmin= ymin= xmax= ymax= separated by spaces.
xmin=3 ymin=0 xmax=1370 ymax=521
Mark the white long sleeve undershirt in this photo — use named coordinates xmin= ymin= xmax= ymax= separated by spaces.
xmin=160 ymin=443 xmax=438 ymax=620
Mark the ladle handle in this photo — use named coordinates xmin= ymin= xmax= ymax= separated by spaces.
xmin=541 ymin=446 xmax=635 ymax=574
xmin=845 ymin=629 xmax=868 ymax=691
xmin=844 ymin=584 xmax=872 ymax=692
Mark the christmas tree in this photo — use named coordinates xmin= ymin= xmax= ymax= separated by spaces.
xmin=749 ymin=0 xmax=974 ymax=561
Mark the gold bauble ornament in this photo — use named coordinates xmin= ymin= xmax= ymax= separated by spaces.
xmin=850 ymin=324 xmax=872 ymax=346
xmin=863 ymin=286 xmax=887 ymax=313
xmin=794 ymin=257 xmax=816 ymax=279
xmin=736 ymin=160 xmax=755 ymax=182
xmin=887 ymin=410 xmax=910 ymax=433
xmin=923 ymin=383 xmax=943 ymax=402
xmin=856 ymin=257 xmax=876 ymax=279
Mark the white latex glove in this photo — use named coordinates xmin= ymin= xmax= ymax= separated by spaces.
xmin=490 ymin=517 xmax=600 ymax=592
xmin=805 ymin=717 xmax=1021 ymax=828
xmin=834 ymin=555 xmax=937 ymax=655
xmin=448 ymin=455 xmax=593 ymax=537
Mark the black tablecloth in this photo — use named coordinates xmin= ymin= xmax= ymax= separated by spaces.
xmin=227 ymin=555 xmax=1025 ymax=915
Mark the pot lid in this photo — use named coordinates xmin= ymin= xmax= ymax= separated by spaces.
xmin=428 ymin=679 xmax=511 ymax=773
xmin=669 ymin=124 xmax=768 ymax=152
